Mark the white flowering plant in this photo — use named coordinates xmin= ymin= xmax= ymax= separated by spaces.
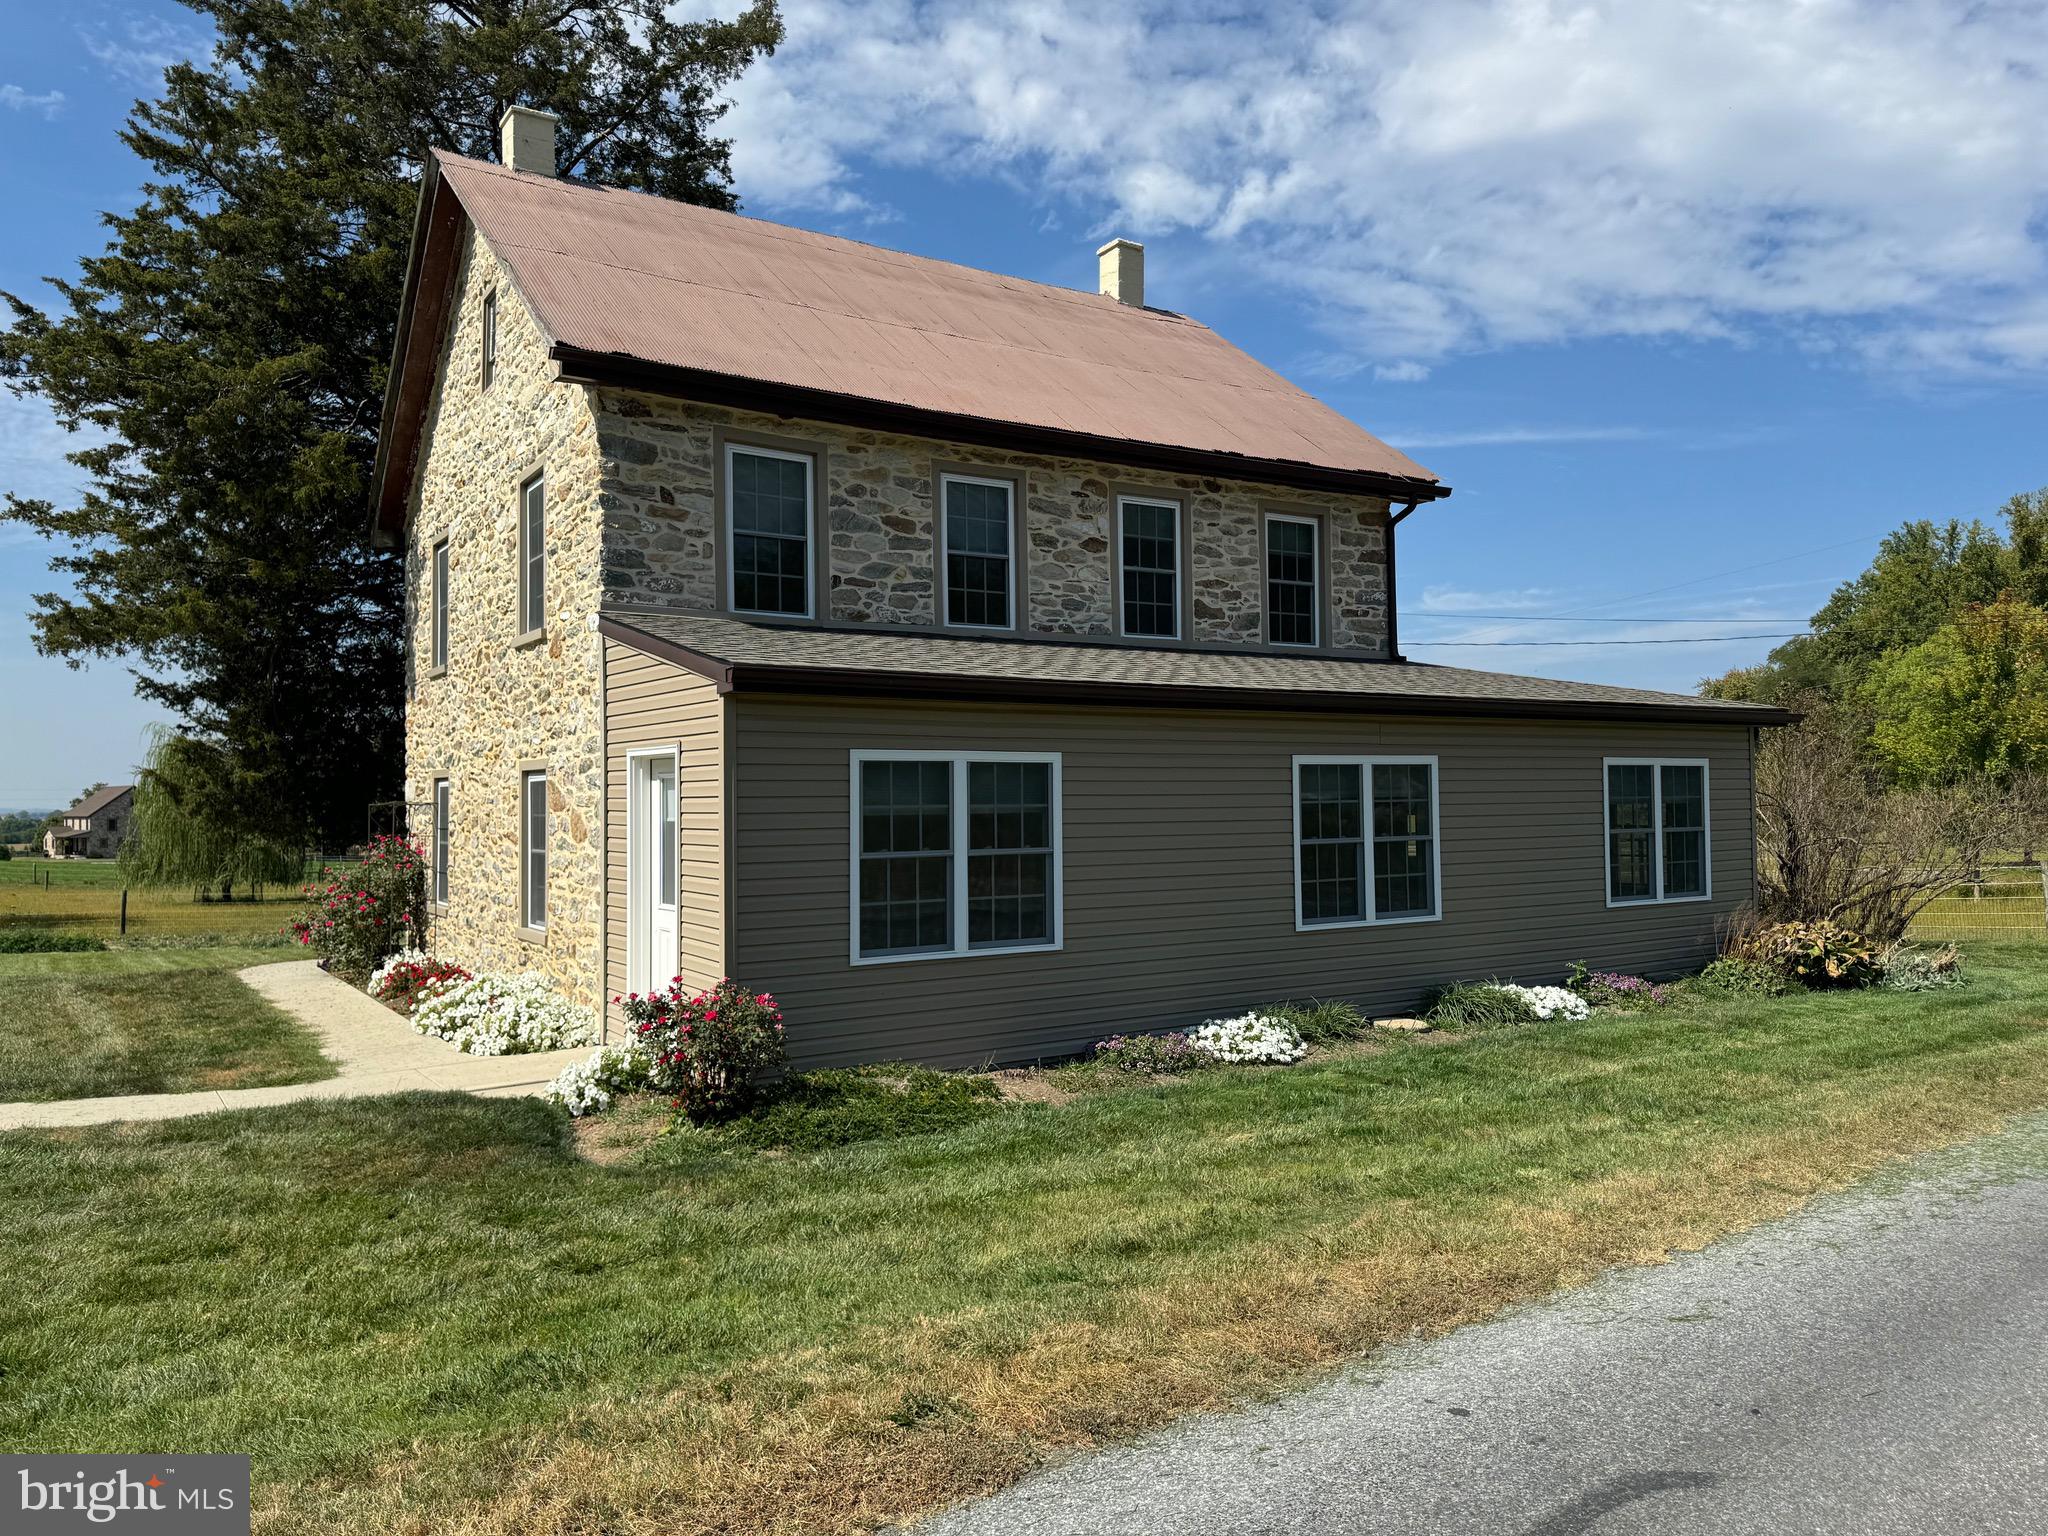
xmin=548 ymin=1041 xmax=655 ymax=1116
xmin=1502 ymin=984 xmax=1590 ymax=1021
xmin=411 ymin=971 xmax=597 ymax=1055
xmin=1188 ymin=1012 xmax=1308 ymax=1064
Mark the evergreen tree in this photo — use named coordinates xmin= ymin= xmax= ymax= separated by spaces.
xmin=2 ymin=0 xmax=782 ymax=847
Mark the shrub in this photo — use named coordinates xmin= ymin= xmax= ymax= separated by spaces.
xmin=1697 ymin=957 xmax=1790 ymax=997
xmin=548 ymin=1041 xmax=656 ymax=1116
xmin=1566 ymin=963 xmax=1672 ymax=1010
xmin=0 ymin=928 xmax=102 ymax=953
xmin=285 ymin=835 xmax=426 ymax=978
xmin=368 ymin=950 xmax=472 ymax=1013
xmin=1731 ymin=918 xmax=1877 ymax=989
xmin=1091 ymin=1031 xmax=1212 ymax=1073
xmin=1268 ymin=997 xmax=1370 ymax=1043
xmin=621 ymin=977 xmax=787 ymax=1123
xmin=717 ymin=1064 xmax=1004 ymax=1151
xmin=1876 ymin=943 xmax=1965 ymax=992
xmin=1188 ymin=1013 xmax=1307 ymax=1064
xmin=1426 ymin=981 xmax=1589 ymax=1027
xmin=411 ymin=972 xmax=596 ymax=1055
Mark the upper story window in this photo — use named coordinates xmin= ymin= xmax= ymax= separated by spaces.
xmin=1294 ymin=756 xmax=1440 ymax=929
xmin=940 ymin=474 xmax=1016 ymax=630
xmin=727 ymin=444 xmax=814 ymax=618
xmin=1605 ymin=759 xmax=1709 ymax=905
xmin=521 ymin=769 xmax=548 ymax=932
xmin=1266 ymin=514 xmax=1320 ymax=647
xmin=430 ymin=537 xmax=450 ymax=670
xmin=1117 ymin=497 xmax=1181 ymax=640
xmin=517 ymin=472 xmax=545 ymax=637
xmin=852 ymin=751 xmax=1061 ymax=963
xmin=480 ymin=289 xmax=498 ymax=389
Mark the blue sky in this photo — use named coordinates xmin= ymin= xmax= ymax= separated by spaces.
xmin=4 ymin=1 xmax=2047 ymax=809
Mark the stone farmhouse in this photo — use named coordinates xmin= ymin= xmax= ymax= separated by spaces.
xmin=369 ymin=108 xmax=1790 ymax=1067
xmin=43 ymin=784 xmax=134 ymax=860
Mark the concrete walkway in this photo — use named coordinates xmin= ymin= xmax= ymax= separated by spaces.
xmin=0 ymin=961 xmax=595 ymax=1130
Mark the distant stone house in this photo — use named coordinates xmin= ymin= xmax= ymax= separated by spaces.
xmin=44 ymin=785 xmax=134 ymax=859
xmin=368 ymin=109 xmax=1792 ymax=1068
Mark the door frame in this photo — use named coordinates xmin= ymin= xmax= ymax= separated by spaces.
xmin=625 ymin=747 xmax=680 ymax=996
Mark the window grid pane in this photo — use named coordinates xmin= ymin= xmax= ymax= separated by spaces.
xmin=1298 ymin=763 xmax=1364 ymax=923
xmin=730 ymin=451 xmax=811 ymax=616
xmin=523 ymin=772 xmax=547 ymax=930
xmin=1607 ymin=764 xmax=1657 ymax=901
xmin=431 ymin=542 xmax=449 ymax=668
xmin=858 ymin=760 xmax=953 ymax=956
xmin=433 ymin=782 xmax=450 ymax=906
xmin=967 ymin=761 xmax=1053 ymax=947
xmin=945 ymin=480 xmax=1012 ymax=628
xmin=481 ymin=291 xmax=497 ymax=388
xmin=1121 ymin=502 xmax=1178 ymax=638
xmin=1267 ymin=518 xmax=1317 ymax=645
xmin=1660 ymin=765 xmax=1706 ymax=896
xmin=521 ymin=477 xmax=545 ymax=633
xmin=1371 ymin=763 xmax=1435 ymax=918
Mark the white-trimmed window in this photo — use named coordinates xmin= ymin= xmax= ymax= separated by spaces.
xmin=1117 ymin=496 xmax=1181 ymax=639
xmin=726 ymin=443 xmax=813 ymax=618
xmin=1604 ymin=759 xmax=1710 ymax=905
xmin=480 ymin=289 xmax=498 ymax=389
xmin=1266 ymin=513 xmax=1320 ymax=647
xmin=940 ymin=474 xmax=1016 ymax=629
xmin=432 ymin=778 xmax=451 ymax=906
xmin=1293 ymin=756 xmax=1440 ymax=929
xmin=851 ymin=751 xmax=1061 ymax=963
xmin=430 ymin=537 xmax=450 ymax=670
xmin=518 ymin=472 xmax=545 ymax=636
xmin=521 ymin=769 xmax=548 ymax=931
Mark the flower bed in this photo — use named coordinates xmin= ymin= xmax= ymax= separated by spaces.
xmin=411 ymin=972 xmax=595 ymax=1056
xmin=1189 ymin=1013 xmax=1308 ymax=1063
xmin=367 ymin=949 xmax=472 ymax=1014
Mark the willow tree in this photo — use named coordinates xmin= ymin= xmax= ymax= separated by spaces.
xmin=119 ymin=730 xmax=307 ymax=899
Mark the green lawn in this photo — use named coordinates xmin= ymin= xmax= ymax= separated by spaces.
xmin=0 ymin=947 xmax=331 ymax=1102
xmin=0 ymin=856 xmax=342 ymax=939
xmin=5 ymin=948 xmax=2048 ymax=1536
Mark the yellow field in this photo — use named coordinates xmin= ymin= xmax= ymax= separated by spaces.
xmin=0 ymin=859 xmax=303 ymax=938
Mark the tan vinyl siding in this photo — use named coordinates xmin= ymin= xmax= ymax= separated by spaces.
xmin=604 ymin=641 xmax=727 ymax=1029
xmin=731 ymin=695 xmax=1757 ymax=1069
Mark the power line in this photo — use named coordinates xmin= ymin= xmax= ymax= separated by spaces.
xmin=1408 ymin=632 xmax=1809 ymax=648
xmin=1407 ymin=613 xmax=1812 ymax=624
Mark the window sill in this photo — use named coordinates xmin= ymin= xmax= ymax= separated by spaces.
xmin=850 ymin=939 xmax=1063 ymax=968
xmin=510 ymin=628 xmax=547 ymax=650
xmin=425 ymin=664 xmax=447 ymax=680
xmin=515 ymin=925 xmax=547 ymax=945
xmin=1295 ymin=912 xmax=1442 ymax=934
xmin=1605 ymin=893 xmax=1713 ymax=909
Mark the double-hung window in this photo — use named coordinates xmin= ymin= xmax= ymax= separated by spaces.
xmin=430 ymin=538 xmax=450 ymax=671
xmin=727 ymin=444 xmax=813 ymax=617
xmin=1266 ymin=514 xmax=1320 ymax=646
xmin=1294 ymin=756 xmax=1440 ymax=928
xmin=852 ymin=751 xmax=1061 ymax=962
xmin=941 ymin=474 xmax=1016 ymax=629
xmin=432 ymin=778 xmax=451 ymax=906
xmin=480 ymin=289 xmax=498 ymax=389
xmin=521 ymin=769 xmax=548 ymax=932
xmin=1604 ymin=759 xmax=1709 ymax=904
xmin=1118 ymin=496 xmax=1181 ymax=639
xmin=517 ymin=472 xmax=545 ymax=636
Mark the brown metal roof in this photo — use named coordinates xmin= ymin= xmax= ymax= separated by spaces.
xmin=599 ymin=610 xmax=1795 ymax=727
xmin=372 ymin=152 xmax=1443 ymax=537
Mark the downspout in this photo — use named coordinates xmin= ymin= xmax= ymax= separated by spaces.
xmin=1387 ymin=501 xmax=1419 ymax=663
xmin=597 ymin=623 xmax=609 ymax=1044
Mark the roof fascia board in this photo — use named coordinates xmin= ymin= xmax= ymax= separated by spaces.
xmin=552 ymin=344 xmax=1451 ymax=505
xmin=597 ymin=614 xmax=736 ymax=688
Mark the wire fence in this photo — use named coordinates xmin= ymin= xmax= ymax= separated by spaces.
xmin=0 ymin=856 xmax=350 ymax=938
xmin=1906 ymin=867 xmax=2048 ymax=944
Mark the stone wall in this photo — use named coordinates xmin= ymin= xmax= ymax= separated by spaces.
xmin=402 ymin=227 xmax=607 ymax=1014
xmin=595 ymin=394 xmax=1392 ymax=655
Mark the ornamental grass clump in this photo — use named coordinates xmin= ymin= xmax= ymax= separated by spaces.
xmin=1267 ymin=997 xmax=1371 ymax=1043
xmin=285 ymin=836 xmax=426 ymax=979
xmin=1426 ymin=981 xmax=1590 ymax=1028
xmin=411 ymin=972 xmax=595 ymax=1055
xmin=1188 ymin=1013 xmax=1307 ymax=1064
xmin=620 ymin=978 xmax=787 ymax=1123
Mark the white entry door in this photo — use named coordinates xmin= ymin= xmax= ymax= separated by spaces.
xmin=631 ymin=752 xmax=679 ymax=995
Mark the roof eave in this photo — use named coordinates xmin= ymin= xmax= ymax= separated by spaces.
xmin=554 ymin=344 xmax=1451 ymax=506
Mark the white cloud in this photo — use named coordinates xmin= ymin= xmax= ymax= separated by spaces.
xmin=1386 ymin=425 xmax=1651 ymax=449
xmin=1416 ymin=585 xmax=1555 ymax=613
xmin=0 ymin=394 xmax=106 ymax=547
xmin=721 ymin=0 xmax=2048 ymax=376
xmin=77 ymin=16 xmax=212 ymax=89
xmin=0 ymin=85 xmax=65 ymax=119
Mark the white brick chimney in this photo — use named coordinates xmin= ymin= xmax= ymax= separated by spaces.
xmin=499 ymin=105 xmax=560 ymax=177
xmin=1097 ymin=238 xmax=1145 ymax=308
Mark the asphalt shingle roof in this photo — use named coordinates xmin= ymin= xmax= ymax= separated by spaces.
xmin=600 ymin=610 xmax=1793 ymax=726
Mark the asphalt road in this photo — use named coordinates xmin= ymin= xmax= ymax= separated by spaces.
xmin=915 ymin=1113 xmax=2048 ymax=1536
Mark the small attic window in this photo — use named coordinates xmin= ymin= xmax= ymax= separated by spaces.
xmin=481 ymin=289 xmax=498 ymax=389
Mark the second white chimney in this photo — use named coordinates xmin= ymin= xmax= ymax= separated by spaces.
xmin=1098 ymin=238 xmax=1145 ymax=308
xmin=499 ymin=105 xmax=560 ymax=177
